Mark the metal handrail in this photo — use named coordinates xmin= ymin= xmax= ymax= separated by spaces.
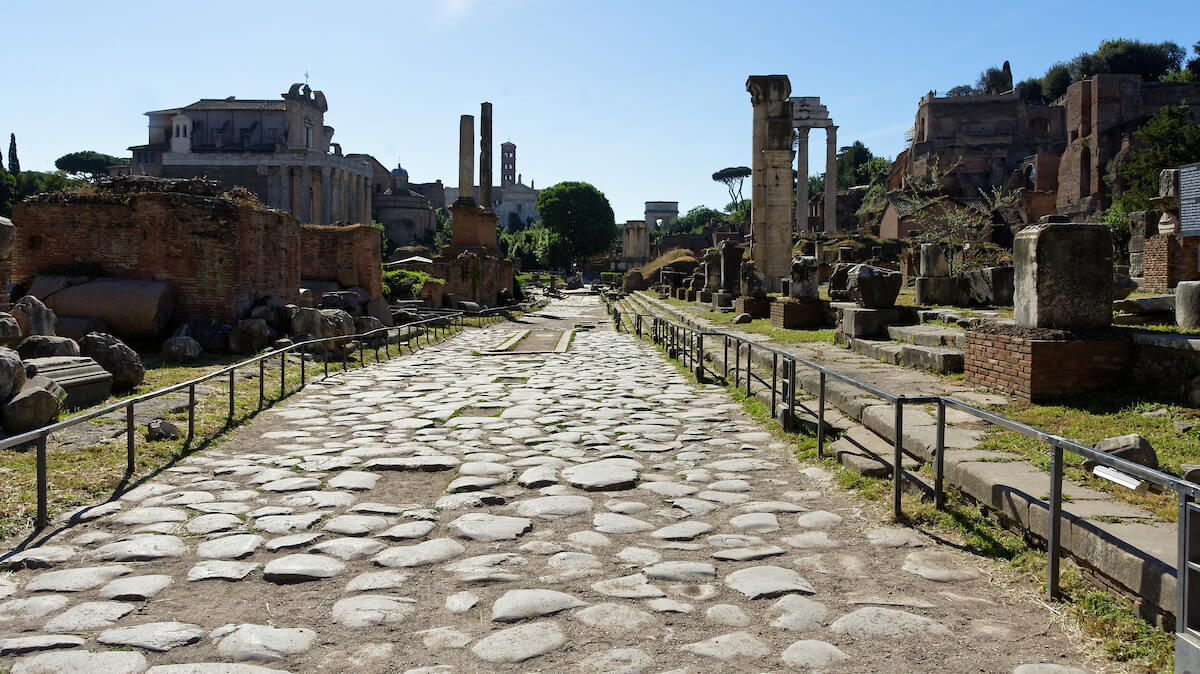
xmin=608 ymin=297 xmax=1200 ymax=642
xmin=8 ymin=301 xmax=535 ymax=531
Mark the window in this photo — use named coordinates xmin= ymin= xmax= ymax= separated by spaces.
xmin=304 ymin=125 xmax=313 ymax=149
xmin=174 ymin=126 xmax=180 ymax=138
xmin=183 ymin=126 xmax=187 ymax=138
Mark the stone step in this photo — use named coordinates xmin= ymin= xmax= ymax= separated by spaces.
xmin=24 ymin=356 xmax=114 ymax=410
xmin=845 ymin=337 xmax=963 ymax=374
xmin=830 ymin=427 xmax=922 ymax=478
xmin=886 ymin=324 xmax=964 ymax=348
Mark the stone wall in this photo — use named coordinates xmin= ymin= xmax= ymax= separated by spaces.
xmin=12 ymin=190 xmax=300 ymax=325
xmin=963 ymin=332 xmax=1129 ymax=402
xmin=298 ymin=224 xmax=382 ymax=298
xmin=1143 ymin=234 xmax=1200 ymax=293
xmin=388 ymin=253 xmax=515 ymax=308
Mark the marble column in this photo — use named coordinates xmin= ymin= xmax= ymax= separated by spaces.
xmin=746 ymin=75 xmax=793 ymax=292
xmin=795 ymin=127 xmax=809 ymax=233
xmin=300 ymin=167 xmax=311 ymax=223
xmin=278 ymin=165 xmax=291 ymax=213
xmin=480 ymin=102 xmax=493 ymax=210
xmin=458 ymin=115 xmax=475 ymax=205
xmin=824 ymin=125 xmax=838 ymax=234
xmin=321 ymin=166 xmax=332 ymax=226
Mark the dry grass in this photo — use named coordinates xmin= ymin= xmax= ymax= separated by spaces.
xmin=636 ymin=249 xmax=696 ymax=278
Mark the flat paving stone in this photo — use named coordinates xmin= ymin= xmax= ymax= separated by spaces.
xmin=681 ymin=631 xmax=770 ymax=662
xmin=650 ymin=521 xmax=713 ymax=540
xmin=0 ymin=634 xmax=86 ymax=655
xmin=590 ymin=573 xmax=666 ymax=599
xmin=903 ymin=550 xmax=982 ymax=583
xmin=513 ymin=495 xmax=593 ymax=519
xmin=3 ymin=546 xmax=77 ymax=568
xmin=447 ymin=513 xmax=532 ymax=542
xmin=371 ymin=538 xmax=465 ymax=568
xmin=331 ymin=594 xmax=416 ymax=627
xmin=712 ymin=545 xmax=786 ymax=561
xmin=572 ymin=602 xmax=657 ymax=632
xmin=592 ymin=512 xmax=654 ymax=534
xmin=93 ymin=535 xmax=186 ymax=562
xmin=321 ymin=515 xmax=389 ymax=536
xmin=377 ymin=521 xmax=437 ymax=540
xmin=561 ymin=460 xmax=639 ymax=491
xmin=196 ymin=534 xmax=263 ymax=560
xmin=767 ymin=595 xmax=827 ymax=631
xmin=98 ymin=621 xmax=207 ymax=651
xmin=262 ymin=554 xmax=345 ymax=583
xmin=725 ymin=566 xmax=815 ymax=599
xmin=644 ymin=561 xmax=717 ymax=581
xmin=188 ymin=561 xmax=257 ymax=581
xmin=100 ymin=574 xmax=172 ymax=600
xmin=706 ymin=604 xmax=751 ymax=627
xmin=491 ymin=589 xmax=587 ymax=622
xmin=470 ymin=622 xmax=566 ymax=663
xmin=829 ymin=606 xmax=952 ymax=638
xmin=212 ymin=623 xmax=316 ymax=661
xmin=780 ymin=639 xmax=850 ymax=668
xmin=311 ymin=537 xmax=386 ymax=560
xmin=0 ymin=595 xmax=70 ymax=620
xmin=43 ymin=601 xmax=135 ymax=632
xmin=10 ymin=650 xmax=147 ymax=674
xmin=24 ymin=565 xmax=131 ymax=592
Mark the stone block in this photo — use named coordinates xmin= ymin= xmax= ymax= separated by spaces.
xmin=12 ymin=295 xmax=57 ymax=338
xmin=828 ymin=263 xmax=856 ymax=300
xmin=847 ymin=265 xmax=902 ymax=308
xmin=965 ymin=267 xmax=1014 ymax=306
xmin=40 ymin=279 xmax=174 ymax=341
xmin=900 ymin=345 xmax=964 ymax=374
xmin=841 ymin=307 xmax=914 ymax=338
xmin=1014 ymin=223 xmax=1112 ymax=330
xmin=162 ymin=336 xmax=202 ymax=363
xmin=919 ymin=244 xmax=949 ymax=277
xmin=229 ymin=319 xmax=273 ymax=354
xmin=770 ymin=299 xmax=828 ymax=330
xmin=712 ymin=292 xmax=734 ymax=310
xmin=21 ymin=356 xmax=113 ymax=410
xmin=0 ymin=347 xmax=25 ymax=402
xmin=17 ymin=335 xmax=80 ymax=360
xmin=734 ymin=296 xmax=772 ymax=319
xmin=789 ymin=255 xmax=819 ymax=300
xmin=1178 ymin=281 xmax=1200 ymax=330
xmin=1113 ymin=273 xmax=1138 ymax=301
xmin=1 ymin=375 xmax=67 ymax=433
xmin=915 ymin=277 xmax=968 ymax=306
xmin=1083 ymin=434 xmax=1158 ymax=472
xmin=1129 ymin=252 xmax=1145 ymax=278
xmin=0 ymin=313 xmax=21 ymax=347
xmin=78 ymin=333 xmax=145 ymax=391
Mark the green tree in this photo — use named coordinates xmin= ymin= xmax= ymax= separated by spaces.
xmin=945 ymin=85 xmax=974 ymax=97
xmin=7 ymin=134 xmax=18 ymax=175
xmin=975 ymin=64 xmax=1012 ymax=94
xmin=856 ymin=157 xmax=891 ymax=186
xmin=1071 ymin=39 xmax=1184 ymax=81
xmin=14 ymin=171 xmax=80 ymax=200
xmin=1116 ymin=105 xmax=1200 ymax=210
xmin=54 ymin=151 xmax=128 ymax=180
xmin=534 ymin=181 xmax=617 ymax=265
xmin=711 ymin=167 xmax=751 ymax=220
xmin=672 ymin=206 xmax=724 ymax=234
xmin=1041 ymin=62 xmax=1073 ymax=100
xmin=1190 ymin=41 xmax=1200 ymax=76
xmin=0 ymin=168 xmax=17 ymax=218
xmin=835 ymin=141 xmax=874 ymax=189
xmin=1017 ymin=78 xmax=1045 ymax=103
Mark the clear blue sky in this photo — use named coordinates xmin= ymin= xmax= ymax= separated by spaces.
xmin=3 ymin=0 xmax=1197 ymax=221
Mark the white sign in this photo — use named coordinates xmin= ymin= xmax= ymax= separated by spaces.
xmin=1181 ymin=161 xmax=1200 ymax=237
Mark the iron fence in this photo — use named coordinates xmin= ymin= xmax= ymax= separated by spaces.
xmin=609 ymin=300 xmax=1200 ymax=667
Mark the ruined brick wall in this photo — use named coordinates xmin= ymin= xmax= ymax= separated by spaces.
xmin=1144 ymin=234 xmax=1200 ymax=293
xmin=963 ymin=332 xmax=1128 ymax=403
xmin=12 ymin=192 xmax=300 ymax=324
xmin=1130 ymin=344 xmax=1200 ymax=401
xmin=298 ymin=224 xmax=382 ymax=298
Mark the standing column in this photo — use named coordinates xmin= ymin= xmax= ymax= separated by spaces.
xmin=480 ymin=102 xmax=493 ymax=210
xmin=278 ymin=165 xmax=291 ymax=212
xmin=300 ymin=167 xmax=311 ymax=223
xmin=824 ymin=125 xmax=838 ymax=234
xmin=795 ymin=127 xmax=809 ymax=233
xmin=320 ymin=166 xmax=332 ymax=226
xmin=458 ymin=115 xmax=475 ymax=205
xmin=746 ymin=75 xmax=793 ymax=292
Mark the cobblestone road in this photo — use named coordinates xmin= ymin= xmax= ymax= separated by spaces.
xmin=0 ymin=296 xmax=1090 ymax=673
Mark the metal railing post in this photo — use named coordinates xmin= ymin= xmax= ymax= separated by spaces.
xmin=1178 ymin=492 xmax=1191 ymax=646
xmin=324 ymin=342 xmax=329 ymax=378
xmin=935 ymin=400 xmax=946 ymax=511
xmin=280 ymin=352 xmax=285 ymax=397
xmin=258 ymin=359 xmax=265 ymax=408
xmin=695 ymin=334 xmax=705 ymax=382
xmin=35 ymin=435 xmax=47 ymax=529
xmin=126 ymin=403 xmax=135 ymax=474
xmin=771 ymin=353 xmax=778 ymax=414
xmin=818 ymin=371 xmax=826 ymax=459
xmin=745 ymin=343 xmax=752 ymax=397
xmin=187 ymin=383 xmax=195 ymax=444
xmin=734 ymin=340 xmax=740 ymax=389
xmin=723 ymin=336 xmax=729 ymax=380
xmin=1048 ymin=441 xmax=1064 ymax=601
xmin=788 ymin=359 xmax=797 ymax=438
xmin=227 ymin=370 xmax=235 ymax=424
xmin=893 ymin=398 xmax=904 ymax=520
xmin=300 ymin=349 xmax=306 ymax=387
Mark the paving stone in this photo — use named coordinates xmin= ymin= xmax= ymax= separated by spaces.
xmin=867 ymin=527 xmax=927 ymax=547
xmin=470 ymin=622 xmax=566 ymax=663
xmin=780 ymin=639 xmax=850 ymax=668
xmin=345 ymin=570 xmax=407 ymax=593
xmin=4 ymin=546 xmax=77 ymax=568
xmin=587 ymin=648 xmax=654 ymax=673
xmin=372 ymin=538 xmax=466 ymax=568
xmin=704 ymin=459 xmax=778 ymax=472
xmin=0 ymin=595 xmax=70 ymax=620
xmin=278 ymin=491 xmax=353 ymax=509
xmin=767 ymin=595 xmax=827 ymax=631
xmin=681 ymin=631 xmax=770 ymax=662
xmin=377 ymin=521 xmax=436 ymax=540
xmin=646 ymin=597 xmax=694 ymax=613
xmin=729 ymin=512 xmax=779 ymax=533
xmin=781 ymin=532 xmax=837 ymax=549
xmin=188 ymin=561 xmax=258 ymax=581
xmin=725 ymin=566 xmax=815 ymax=599
xmin=445 ymin=592 xmax=479 ymax=613
xmin=829 ymin=606 xmax=952 ymax=638
xmin=446 ymin=476 xmax=503 ymax=492
xmin=24 ymin=565 xmax=131 ymax=592
xmin=43 ymin=601 xmax=135 ymax=632
xmin=572 ymin=603 xmax=657 ymax=632
xmin=517 ymin=466 xmax=558 ymax=488
xmin=592 ymin=512 xmax=654 ymax=534
xmin=561 ymin=460 xmax=639 ymax=491
xmin=650 ymin=521 xmax=713 ymax=541
xmin=311 ymin=537 xmax=386 ymax=560
xmin=364 ymin=455 xmax=460 ymax=472
xmin=591 ymin=573 xmax=666 ymax=599
xmin=197 ymin=534 xmax=263 ymax=560
xmin=332 ymin=595 xmax=416 ymax=627
xmin=417 ymin=627 xmax=472 ymax=649
xmin=322 ymin=515 xmax=389 ymax=536
xmin=98 ymin=621 xmax=207 ymax=651
xmin=0 ymin=634 xmax=86 ymax=655
xmin=711 ymin=545 xmax=786 ymax=561
xmin=514 ymin=496 xmax=593 ymax=519
xmin=254 ymin=513 xmax=324 ymax=534
xmin=259 ymin=477 xmax=322 ymax=492
xmin=796 ymin=510 xmax=843 ymax=529
xmin=115 ymin=507 xmax=189 ymax=526
xmin=211 ymin=623 xmax=316 ymax=661
xmin=669 ymin=498 xmax=720 ymax=516
xmin=566 ymin=530 xmax=611 ymax=549
xmin=638 ymin=481 xmax=699 ymax=498
xmin=262 ymin=554 xmax=345 ymax=583
xmin=264 ymin=533 xmax=321 ymax=551
xmin=705 ymin=603 xmax=751 ymax=627
xmin=145 ymin=665 xmax=291 ymax=673
xmin=707 ymin=479 xmax=752 ymax=492
xmin=327 ymin=471 xmax=380 ymax=490
xmin=491 ymin=589 xmax=587 ymax=622
xmin=644 ymin=561 xmax=717 ymax=581
xmin=100 ymin=574 xmax=172 ymax=601
xmin=615 ymin=547 xmax=661 ymax=565
xmin=10 ymin=650 xmax=147 ymax=674
xmin=902 ymin=551 xmax=982 ymax=583
xmin=93 ymin=535 xmax=186 ymax=562
xmin=447 ymin=513 xmax=532 ymax=542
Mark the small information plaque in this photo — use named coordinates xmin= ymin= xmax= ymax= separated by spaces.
xmin=1182 ymin=161 xmax=1200 ymax=237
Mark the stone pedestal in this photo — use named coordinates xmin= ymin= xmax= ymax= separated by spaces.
xmin=734 ymin=296 xmax=773 ymax=319
xmin=448 ymin=202 xmax=499 ymax=250
xmin=919 ymin=244 xmax=949 ymax=277
xmin=771 ymin=298 xmax=828 ymax=329
xmin=697 ymin=291 xmax=713 ymax=304
xmin=712 ymin=292 xmax=734 ymax=310
xmin=965 ymin=267 xmax=1015 ymax=306
xmin=840 ymin=307 xmax=915 ymax=338
xmin=718 ymin=241 xmax=743 ymax=295
xmin=1178 ymin=281 xmax=1200 ymax=330
xmin=1014 ymin=223 xmax=1112 ymax=330
xmin=915 ymin=277 xmax=968 ymax=306
xmin=789 ymin=255 xmax=820 ymax=300
xmin=685 ymin=289 xmax=697 ymax=302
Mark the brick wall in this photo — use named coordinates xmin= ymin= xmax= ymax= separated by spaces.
xmin=298 ymin=224 xmax=382 ymax=298
xmin=1144 ymin=234 xmax=1200 ymax=292
xmin=12 ymin=192 xmax=300 ymax=324
xmin=964 ymin=332 xmax=1129 ymax=402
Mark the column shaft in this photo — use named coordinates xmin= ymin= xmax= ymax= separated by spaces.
xmin=824 ymin=126 xmax=838 ymax=234
xmin=795 ymin=128 xmax=810 ymax=233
